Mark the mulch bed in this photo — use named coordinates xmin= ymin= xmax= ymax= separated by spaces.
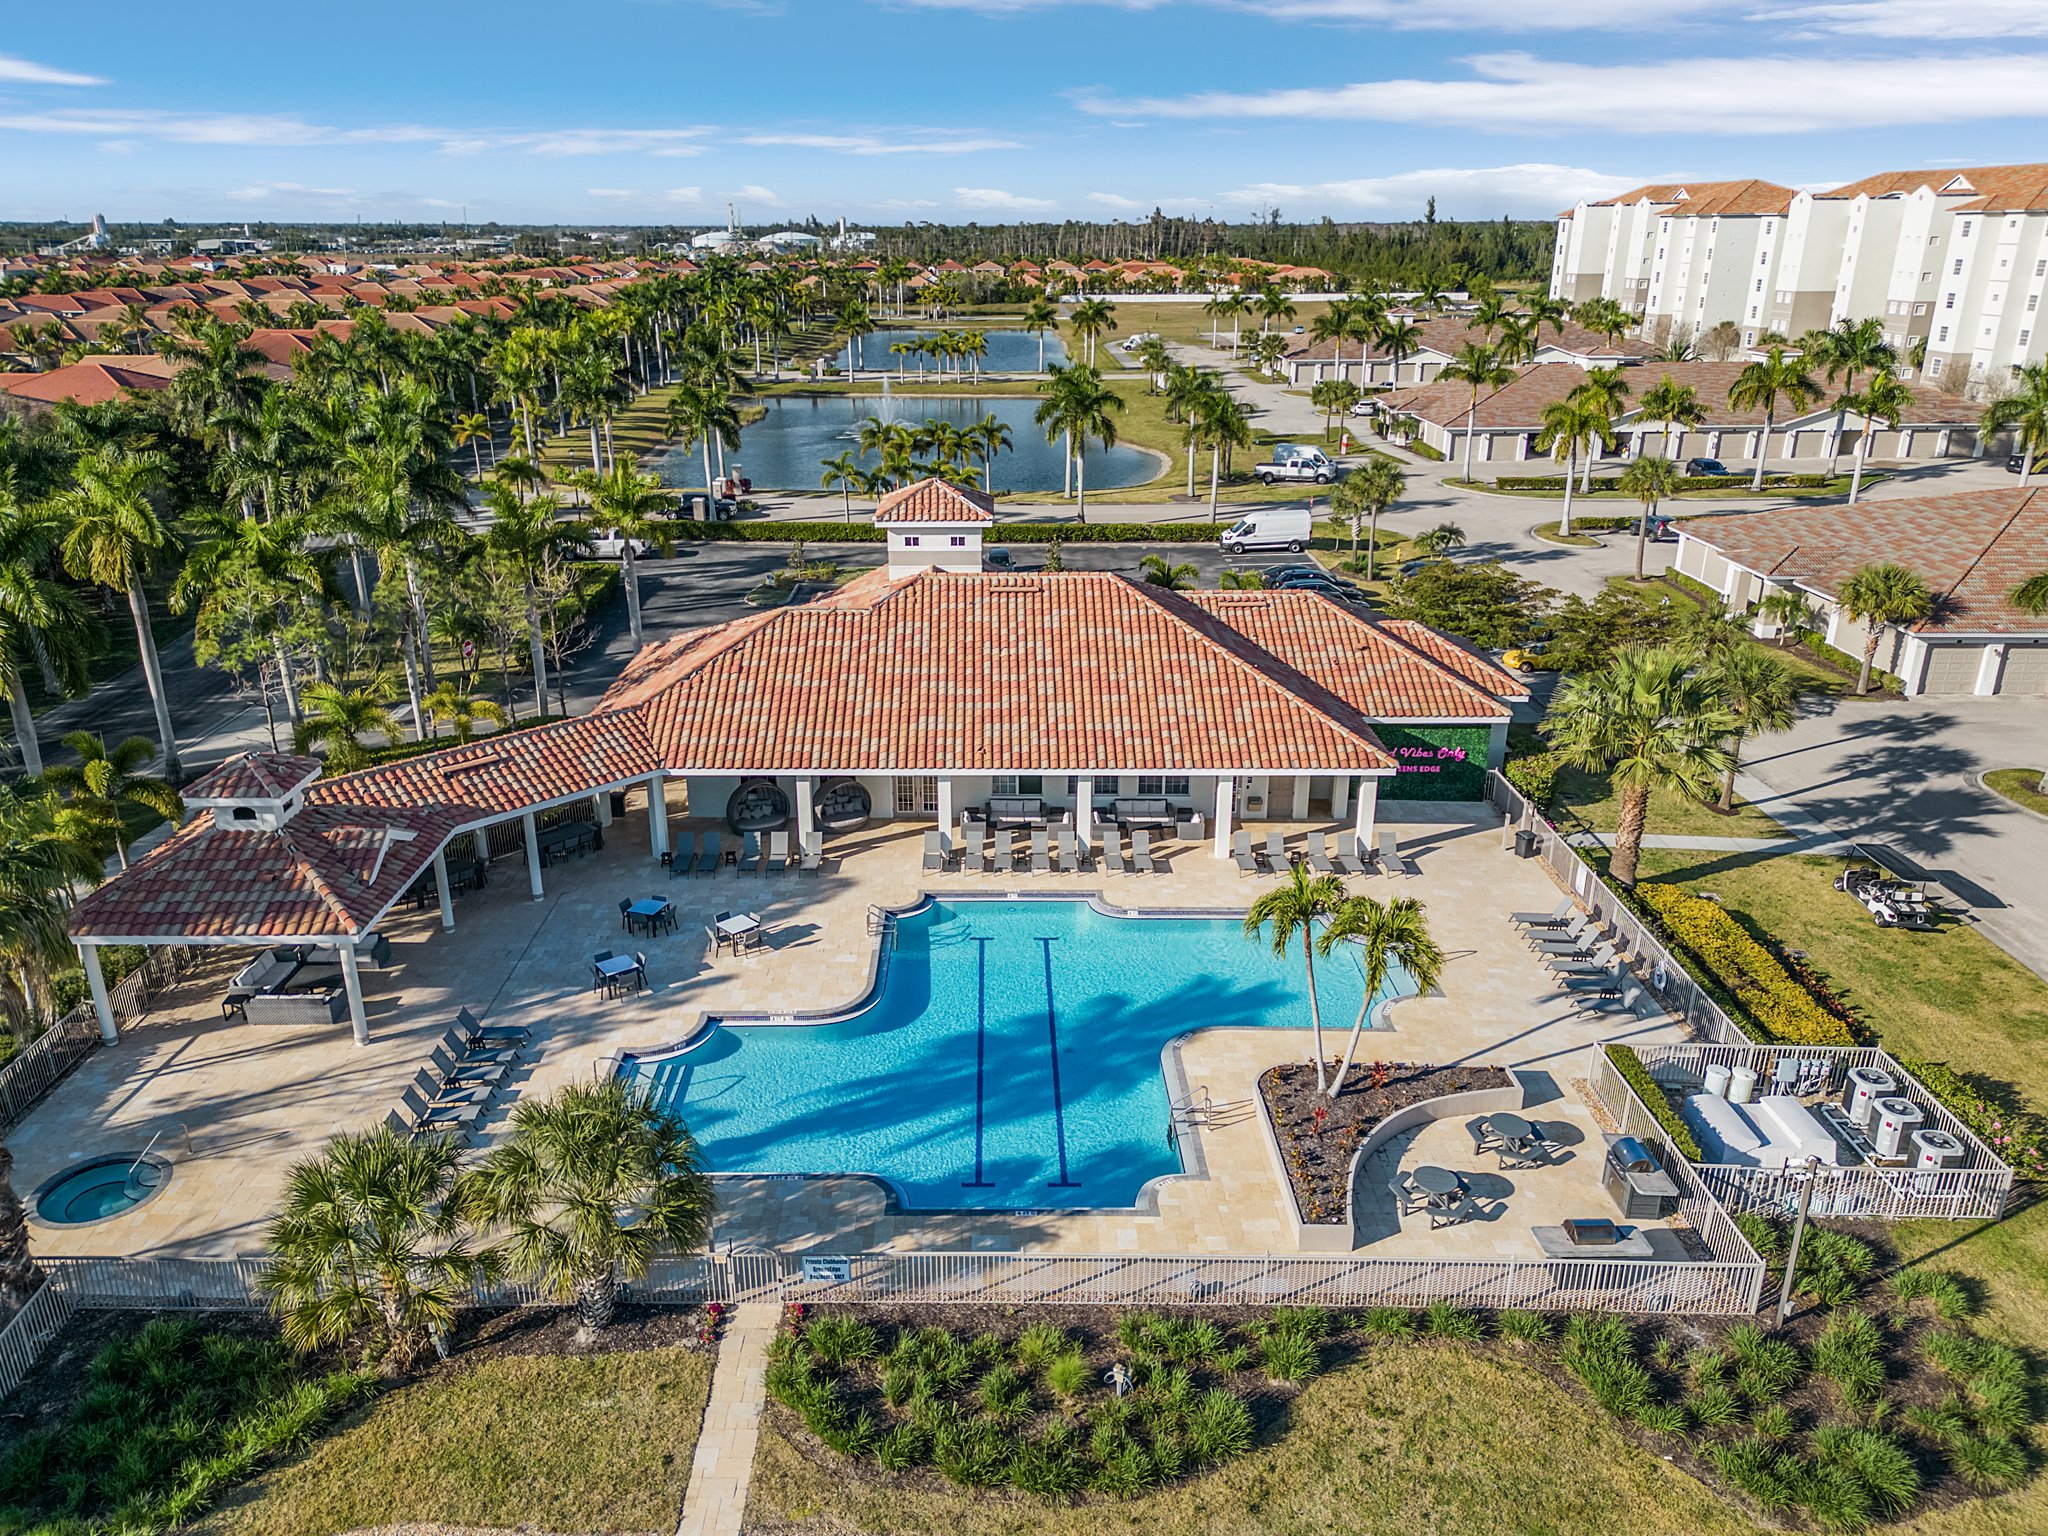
xmin=1260 ymin=1060 xmax=1513 ymax=1224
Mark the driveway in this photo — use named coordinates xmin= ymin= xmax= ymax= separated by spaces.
xmin=1741 ymin=696 xmax=2048 ymax=980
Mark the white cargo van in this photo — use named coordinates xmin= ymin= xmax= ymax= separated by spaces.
xmin=1218 ymin=508 xmax=1313 ymax=554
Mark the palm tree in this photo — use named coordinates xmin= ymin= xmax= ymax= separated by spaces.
xmin=1617 ymin=454 xmax=1683 ymax=580
xmin=1331 ymin=458 xmax=1405 ymax=578
xmin=576 ymin=455 xmax=671 ymax=647
xmin=1414 ymin=522 xmax=1465 ymax=556
xmin=1021 ymin=297 xmax=1059 ymax=371
xmin=1311 ymin=379 xmax=1361 ymax=441
xmin=1466 ymin=293 xmax=1512 ymax=343
xmin=454 ymin=412 xmax=493 ymax=478
xmin=1838 ymin=368 xmax=1914 ymax=505
xmin=422 ymin=681 xmax=508 ymax=744
xmin=0 ymin=1132 xmax=41 ymax=1311
xmin=160 ymin=320 xmax=269 ymax=518
xmin=2015 ymin=573 xmax=2048 ymax=790
xmin=1255 ymin=285 xmax=1296 ymax=335
xmin=1838 ymin=562 xmax=1933 ymax=695
xmin=1534 ymin=394 xmax=1613 ymax=538
xmin=1704 ymin=647 xmax=1797 ymax=814
xmin=1376 ymin=317 xmax=1420 ymax=387
xmin=970 ymin=413 xmax=1013 ymax=493
xmin=261 ymin=1124 xmax=491 ymax=1368
xmin=42 ymin=732 xmax=182 ymax=870
xmin=820 ymin=450 xmax=863 ymax=523
xmin=462 ymin=1077 xmax=715 ymax=1337
xmin=1139 ymin=554 xmax=1198 ymax=590
xmin=52 ymin=447 xmax=182 ymax=780
xmin=1757 ymin=588 xmax=1814 ymax=644
xmin=1982 ymin=363 xmax=2048 ymax=487
xmin=1546 ymin=647 xmax=1734 ymax=888
xmin=1196 ymin=390 xmax=1254 ymax=520
xmin=839 ymin=301 xmax=875 ymax=373
xmin=1439 ymin=344 xmax=1514 ymax=483
xmin=0 ymin=485 xmax=91 ymax=779
xmin=665 ymin=383 xmax=743 ymax=505
xmin=1728 ymin=346 xmax=1821 ymax=491
xmin=1218 ymin=568 xmax=1266 ymax=590
xmin=1637 ymin=375 xmax=1706 ymax=462
xmin=1035 ymin=366 xmax=1122 ymax=520
xmin=294 ymin=678 xmax=400 ymax=772
xmin=173 ymin=507 xmax=333 ymax=724
xmin=0 ymin=781 xmax=104 ymax=1022
xmin=1319 ymin=896 xmax=1444 ymax=1097
xmin=1069 ymin=298 xmax=1118 ymax=367
xmin=1570 ymin=369 xmax=1633 ymax=492
xmin=483 ymin=483 xmax=584 ymax=718
xmin=1808 ymin=317 xmax=1896 ymax=473
xmin=1244 ymin=863 xmax=1349 ymax=1092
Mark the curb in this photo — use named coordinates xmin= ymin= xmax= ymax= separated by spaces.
xmin=1977 ymin=770 xmax=2048 ymax=823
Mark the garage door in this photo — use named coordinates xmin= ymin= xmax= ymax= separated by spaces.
xmin=1919 ymin=644 xmax=1982 ymax=695
xmin=1999 ymin=645 xmax=2048 ymax=695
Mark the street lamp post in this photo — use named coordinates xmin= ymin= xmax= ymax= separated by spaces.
xmin=1774 ymin=1155 xmax=1822 ymax=1327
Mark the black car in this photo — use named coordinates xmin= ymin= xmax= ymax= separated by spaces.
xmin=1275 ymin=577 xmax=1366 ymax=604
xmin=1685 ymin=457 xmax=1729 ymax=476
xmin=1261 ymin=563 xmax=1329 ymax=582
xmin=2007 ymin=453 xmax=2046 ymax=475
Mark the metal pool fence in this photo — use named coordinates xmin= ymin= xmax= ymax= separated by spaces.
xmin=0 ymin=945 xmax=204 ymax=1131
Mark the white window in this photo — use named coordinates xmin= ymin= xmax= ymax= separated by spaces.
xmin=2037 ymin=260 xmax=2047 ymax=277
xmin=1938 ymin=326 xmax=1950 ymax=342
xmin=2032 ymin=296 xmax=2041 ymax=313
xmin=2022 ymin=331 xmax=2033 ymax=346
xmin=895 ymin=777 xmax=938 ymax=815
xmin=1744 ymin=330 xmax=1756 ymax=345
xmin=1929 ymin=358 xmax=1944 ymax=376
xmin=1962 ymin=221 xmax=1974 ymax=237
xmin=1946 ymin=294 xmax=1956 ymax=309
xmin=1755 ymin=280 xmax=1763 ymax=293
xmin=901 ymin=535 xmax=920 ymax=547
xmin=1914 ymin=303 xmax=1929 ymax=315
xmin=948 ymin=535 xmax=966 ymax=547
xmin=1137 ymin=775 xmax=1191 ymax=798
xmin=1953 ymin=259 xmax=1964 ymax=275
xmin=1749 ymin=306 xmax=1759 ymax=320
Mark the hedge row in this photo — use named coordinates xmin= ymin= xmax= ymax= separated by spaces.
xmin=47 ymin=943 xmax=151 ymax=1020
xmin=666 ymin=520 xmax=1234 ymax=545
xmin=1633 ymin=883 xmax=1857 ymax=1047
xmin=1603 ymin=1043 xmax=1704 ymax=1162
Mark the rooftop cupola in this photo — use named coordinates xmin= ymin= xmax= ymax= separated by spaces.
xmin=181 ymin=752 xmax=322 ymax=833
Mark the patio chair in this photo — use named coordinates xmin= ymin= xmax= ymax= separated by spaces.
xmin=1430 ymin=1192 xmax=1475 ymax=1230
xmin=670 ymin=831 xmax=697 ymax=878
xmin=1131 ymin=827 xmax=1156 ymax=874
xmin=1387 ymin=1172 xmax=1425 ymax=1216
xmin=767 ymin=829 xmax=791 ymax=872
xmin=431 ymin=1044 xmax=510 ymax=1088
xmin=1262 ymin=831 xmax=1287 ymax=871
xmin=1030 ymin=827 xmax=1051 ymax=874
xmin=1545 ymin=956 xmax=1614 ymax=979
xmin=633 ymin=951 xmax=648 ymax=990
xmin=1528 ymin=916 xmax=1595 ymax=951
xmin=798 ymin=828 xmax=824 ymax=877
xmin=457 ymin=1007 xmax=525 ymax=1049
xmin=1055 ymin=826 xmax=1079 ymax=873
xmin=1510 ymin=899 xmax=1574 ymax=929
xmin=694 ymin=831 xmax=721 ymax=876
xmin=1555 ymin=973 xmax=1623 ymax=995
xmin=1573 ymin=986 xmax=1643 ymax=1018
xmin=1231 ymin=829 xmax=1259 ymax=876
xmin=959 ymin=823 xmax=989 ymax=873
xmin=1101 ymin=823 xmax=1125 ymax=873
xmin=1304 ymin=831 xmax=1335 ymax=873
xmin=1379 ymin=830 xmax=1413 ymax=877
xmin=922 ymin=830 xmax=944 ymax=873
xmin=1334 ymin=830 xmax=1371 ymax=876
xmin=620 ymin=898 xmax=638 ymax=932
xmin=703 ymin=924 xmax=722 ymax=960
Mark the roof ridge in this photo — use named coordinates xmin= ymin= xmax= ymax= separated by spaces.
xmin=1355 ymin=615 xmax=1515 ymax=714
xmin=1934 ymin=490 xmax=2036 ymax=615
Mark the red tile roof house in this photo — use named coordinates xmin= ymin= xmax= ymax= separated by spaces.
xmin=1673 ymin=488 xmax=2048 ymax=697
xmin=66 ymin=479 xmax=1523 ymax=1045
xmin=1280 ymin=316 xmax=1651 ymax=390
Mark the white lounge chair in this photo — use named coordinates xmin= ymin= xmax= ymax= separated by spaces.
xmin=1030 ymin=827 xmax=1051 ymax=874
xmin=922 ymin=830 xmax=944 ymax=872
xmin=798 ymin=828 xmax=823 ymax=876
xmin=1334 ymin=830 xmax=1370 ymax=876
xmin=1304 ymin=831 xmax=1335 ymax=873
xmin=1132 ymin=827 xmax=1156 ymax=874
xmin=1232 ymin=829 xmax=1259 ymax=875
xmin=1511 ymin=899 xmax=1573 ymax=929
xmin=1379 ymin=830 xmax=1413 ymax=877
xmin=959 ymin=822 xmax=990 ymax=873
xmin=1101 ymin=824 xmax=1125 ymax=873
xmin=693 ymin=831 xmax=721 ymax=875
xmin=1055 ymin=827 xmax=1078 ymax=873
xmin=1262 ymin=832 xmax=1287 ymax=870
xmin=766 ymin=829 xmax=791 ymax=872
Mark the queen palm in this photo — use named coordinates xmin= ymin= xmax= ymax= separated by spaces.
xmin=1703 ymin=647 xmax=1797 ymax=814
xmin=1535 ymin=394 xmax=1613 ymax=538
xmin=1309 ymin=305 xmax=1352 ymax=378
xmin=53 ymin=446 xmax=182 ymax=780
xmin=462 ymin=1077 xmax=715 ymax=1337
xmin=1311 ymin=379 xmax=1360 ymax=441
xmin=1376 ymin=317 xmax=1420 ymax=387
xmin=454 ymin=412 xmax=493 ymax=478
xmin=42 ymin=732 xmax=183 ymax=870
xmin=1637 ymin=375 xmax=1706 ymax=462
xmin=1256 ymin=286 xmax=1296 ymax=335
xmin=1617 ymin=454 xmax=1682 ymax=580
xmin=1166 ymin=367 xmax=1223 ymax=498
xmin=839 ymin=301 xmax=875 ymax=372
xmin=1839 ymin=368 xmax=1914 ymax=505
xmin=174 ymin=507 xmax=334 ymax=723
xmin=1319 ymin=896 xmax=1444 ymax=1097
xmin=1546 ymin=647 xmax=1734 ymax=888
xmin=1571 ymin=368 xmax=1634 ymax=491
xmin=160 ymin=320 xmax=268 ymax=517
xmin=483 ymin=484 xmax=584 ymax=716
xmin=1139 ymin=554 xmax=1198 ymax=590
xmin=970 ymin=413 xmax=1013 ymax=493
xmin=0 ymin=485 xmax=91 ymax=778
xmin=820 ymin=450 xmax=863 ymax=523
xmin=1332 ymin=457 xmax=1405 ymax=578
xmin=1070 ymin=298 xmax=1118 ymax=366
xmin=1466 ymin=293 xmax=1512 ymax=343
xmin=261 ymin=1124 xmax=492 ymax=1368
xmin=1202 ymin=292 xmax=1236 ymax=350
xmin=2015 ymin=574 xmax=2048 ymax=788
xmin=664 ymin=383 xmax=743 ymax=504
xmin=1839 ymin=562 xmax=1933 ymax=695
xmin=1728 ymin=346 xmax=1821 ymax=491
xmin=421 ymin=681 xmax=508 ymax=744
xmin=1244 ymin=863 xmax=1349 ymax=1092
xmin=1196 ymin=389 xmax=1254 ymax=519
xmin=294 ymin=678 xmax=400 ymax=772
xmin=1439 ymin=344 xmax=1514 ymax=483
xmin=0 ymin=782 xmax=106 ymax=1026
xmin=1808 ymin=317 xmax=1896 ymax=473
xmin=576 ymin=455 xmax=671 ymax=646
xmin=1021 ymin=297 xmax=1059 ymax=371
xmin=1982 ymin=363 xmax=2048 ymax=487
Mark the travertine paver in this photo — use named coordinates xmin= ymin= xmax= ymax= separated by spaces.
xmin=674 ymin=1300 xmax=778 ymax=1536
xmin=15 ymin=794 xmax=1687 ymax=1262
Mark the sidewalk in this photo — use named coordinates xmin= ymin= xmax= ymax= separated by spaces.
xmin=674 ymin=1300 xmax=779 ymax=1536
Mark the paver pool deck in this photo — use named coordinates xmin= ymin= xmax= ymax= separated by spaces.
xmin=15 ymin=796 xmax=1690 ymax=1264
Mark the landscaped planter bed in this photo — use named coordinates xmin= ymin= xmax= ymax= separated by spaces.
xmin=1258 ymin=1060 xmax=1516 ymax=1231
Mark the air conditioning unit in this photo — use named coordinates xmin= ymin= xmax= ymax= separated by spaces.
xmin=1843 ymin=1065 xmax=1896 ymax=1129
xmin=1874 ymin=1096 xmax=1924 ymax=1159
xmin=1912 ymin=1129 xmax=1966 ymax=1170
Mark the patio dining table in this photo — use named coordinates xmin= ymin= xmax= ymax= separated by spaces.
xmin=594 ymin=953 xmax=645 ymax=996
xmin=715 ymin=913 xmax=763 ymax=952
xmin=626 ymin=897 xmax=676 ymax=936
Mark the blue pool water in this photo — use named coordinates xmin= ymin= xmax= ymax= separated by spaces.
xmin=841 ymin=328 xmax=1068 ymax=374
xmin=626 ymin=898 xmax=1412 ymax=1210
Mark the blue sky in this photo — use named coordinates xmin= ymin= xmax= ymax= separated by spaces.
xmin=6 ymin=0 xmax=2048 ymax=228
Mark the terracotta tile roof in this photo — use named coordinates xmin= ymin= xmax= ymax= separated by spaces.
xmin=316 ymin=713 xmax=663 ymax=820
xmin=1287 ymin=314 xmax=1648 ymax=366
xmin=0 ymin=358 xmax=173 ymax=407
xmin=1376 ymin=621 xmax=1530 ymax=702
xmin=873 ymin=477 xmax=996 ymax=525
xmin=1680 ymin=489 xmax=2048 ymax=636
xmin=1818 ymin=162 xmax=2048 ymax=213
xmin=1187 ymin=593 xmax=1513 ymax=719
xmin=1563 ymin=179 xmax=1797 ymax=219
xmin=184 ymin=753 xmax=320 ymax=802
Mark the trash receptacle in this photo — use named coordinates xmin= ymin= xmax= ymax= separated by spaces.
xmin=609 ymin=791 xmax=628 ymax=818
xmin=1513 ymin=829 xmax=1538 ymax=859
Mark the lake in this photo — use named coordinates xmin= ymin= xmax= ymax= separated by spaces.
xmin=653 ymin=393 xmax=1161 ymax=494
xmin=841 ymin=328 xmax=1068 ymax=375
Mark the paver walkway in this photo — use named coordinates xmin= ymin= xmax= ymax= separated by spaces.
xmin=1565 ymin=831 xmax=1854 ymax=854
xmin=675 ymin=1301 xmax=779 ymax=1536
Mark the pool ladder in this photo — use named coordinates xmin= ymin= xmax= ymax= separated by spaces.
xmin=866 ymin=905 xmax=894 ymax=948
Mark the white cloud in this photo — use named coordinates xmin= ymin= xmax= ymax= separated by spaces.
xmin=734 ymin=184 xmax=782 ymax=206
xmin=879 ymin=197 xmax=942 ymax=210
xmin=1088 ymin=191 xmax=1146 ymax=211
xmin=882 ymin=0 xmax=1721 ymax=27
xmin=663 ymin=186 xmax=706 ymax=203
xmin=953 ymin=186 xmax=1058 ymax=211
xmin=737 ymin=131 xmax=1024 ymax=154
xmin=587 ymin=187 xmax=640 ymax=198
xmin=1220 ymin=162 xmax=1642 ymax=219
xmin=0 ymin=107 xmax=717 ymax=157
xmin=226 ymin=180 xmax=363 ymax=202
xmin=0 ymin=52 xmax=105 ymax=85
xmin=1751 ymin=0 xmax=2048 ymax=37
xmin=1078 ymin=51 xmax=2048 ymax=134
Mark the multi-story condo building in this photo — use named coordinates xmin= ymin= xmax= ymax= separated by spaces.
xmin=1553 ymin=163 xmax=2048 ymax=395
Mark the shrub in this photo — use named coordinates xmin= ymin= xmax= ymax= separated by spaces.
xmin=1013 ymin=1321 xmax=1070 ymax=1371
xmin=805 ymin=1315 xmax=879 ymax=1368
xmin=978 ymin=1364 xmax=1032 ymax=1424
xmin=1007 ymin=1437 xmax=1086 ymax=1500
xmin=1561 ymin=1317 xmax=1652 ymax=1418
xmin=1268 ymin=1305 xmax=1331 ymax=1343
xmin=1633 ymin=884 xmax=1859 ymax=1046
xmin=1813 ymin=1425 xmax=1920 ymax=1516
xmin=1726 ymin=1325 xmax=1804 ymax=1404
xmin=1889 ymin=1267 xmax=1975 ymax=1320
xmin=1949 ymin=1433 xmax=2030 ymax=1491
xmin=1687 ymin=1383 xmax=1744 ymax=1428
xmin=1810 ymin=1314 xmax=1886 ymax=1406
xmin=1186 ymin=1389 xmax=1254 ymax=1466
xmin=1090 ymin=1438 xmax=1158 ymax=1499
xmin=1791 ymin=1455 xmax=1875 ymax=1531
xmin=1603 ymin=1044 xmax=1705 ymax=1161
xmin=1362 ymin=1306 xmax=1416 ymax=1340
xmin=1710 ymin=1436 xmax=1796 ymax=1513
xmin=931 ymin=1418 xmax=1008 ymax=1487
xmin=1799 ymin=1229 xmax=1877 ymax=1306
xmin=872 ymin=1422 xmax=928 ymax=1471
xmin=1502 ymin=750 xmax=1564 ymax=809
xmin=1496 ymin=1309 xmax=1551 ymax=1346
xmin=1116 ymin=1312 xmax=1165 ymax=1359
xmin=1046 ymin=1350 xmax=1090 ymax=1400
xmin=1424 ymin=1302 xmax=1484 ymax=1342
xmin=1736 ymin=1211 xmax=1787 ymax=1262
xmin=1260 ymin=1331 xmax=1319 ymax=1383
xmin=1157 ymin=1318 xmax=1225 ymax=1365
xmin=1752 ymin=1403 xmax=1794 ymax=1441
xmin=1635 ymin=1402 xmax=1688 ymax=1436
xmin=1895 ymin=1058 xmax=2047 ymax=1180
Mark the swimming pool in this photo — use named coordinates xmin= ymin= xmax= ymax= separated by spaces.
xmin=624 ymin=898 xmax=1413 ymax=1210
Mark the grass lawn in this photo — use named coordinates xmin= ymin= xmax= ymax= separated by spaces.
xmin=1549 ymin=766 xmax=1788 ymax=841
xmin=1983 ymin=769 xmax=2048 ymax=819
xmin=746 ymin=1344 xmax=1752 ymax=1536
xmin=197 ymin=1346 xmax=713 ymax=1536
xmin=1607 ymin=575 xmax=1866 ymax=698
xmin=1062 ymin=299 xmax=1342 ymax=354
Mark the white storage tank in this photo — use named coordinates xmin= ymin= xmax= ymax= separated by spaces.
xmin=1703 ymin=1063 xmax=1733 ymax=1099
xmin=1874 ymin=1096 xmax=1924 ymax=1159
xmin=1730 ymin=1065 xmax=1759 ymax=1104
xmin=1912 ymin=1129 xmax=1967 ymax=1170
xmin=1844 ymin=1065 xmax=1896 ymax=1128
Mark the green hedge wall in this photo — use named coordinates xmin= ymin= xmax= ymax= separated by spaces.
xmin=1373 ymin=723 xmax=1492 ymax=800
xmin=1604 ymin=1044 xmax=1704 ymax=1162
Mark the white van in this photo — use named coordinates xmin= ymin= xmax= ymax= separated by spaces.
xmin=1218 ymin=508 xmax=1313 ymax=554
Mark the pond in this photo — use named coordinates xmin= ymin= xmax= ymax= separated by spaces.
xmin=653 ymin=393 xmax=1162 ymax=494
xmin=841 ymin=328 xmax=1067 ymax=375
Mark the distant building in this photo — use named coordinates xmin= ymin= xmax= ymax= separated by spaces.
xmin=764 ymin=230 xmax=821 ymax=252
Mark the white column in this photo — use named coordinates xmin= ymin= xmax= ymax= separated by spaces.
xmin=1331 ymin=774 xmax=1350 ymax=818
xmin=1974 ymin=644 xmax=2008 ymax=697
xmin=80 ymin=942 xmax=116 ymax=1044
xmin=936 ymin=775 xmax=955 ymax=835
xmin=1291 ymin=774 xmax=1310 ymax=819
xmin=473 ymin=828 xmax=490 ymax=863
xmin=592 ymin=790 xmax=613 ymax=828
xmin=432 ymin=850 xmax=455 ymax=931
xmin=1075 ymin=776 xmax=1094 ymax=857
xmin=794 ymin=776 xmax=815 ymax=840
xmin=1353 ymin=775 xmax=1380 ymax=849
xmin=339 ymin=941 xmax=369 ymax=1046
xmin=646 ymin=774 xmax=669 ymax=861
xmin=1898 ymin=429 xmax=1915 ymax=458
xmin=522 ymin=811 xmax=544 ymax=899
xmin=1212 ymin=775 xmax=1235 ymax=859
